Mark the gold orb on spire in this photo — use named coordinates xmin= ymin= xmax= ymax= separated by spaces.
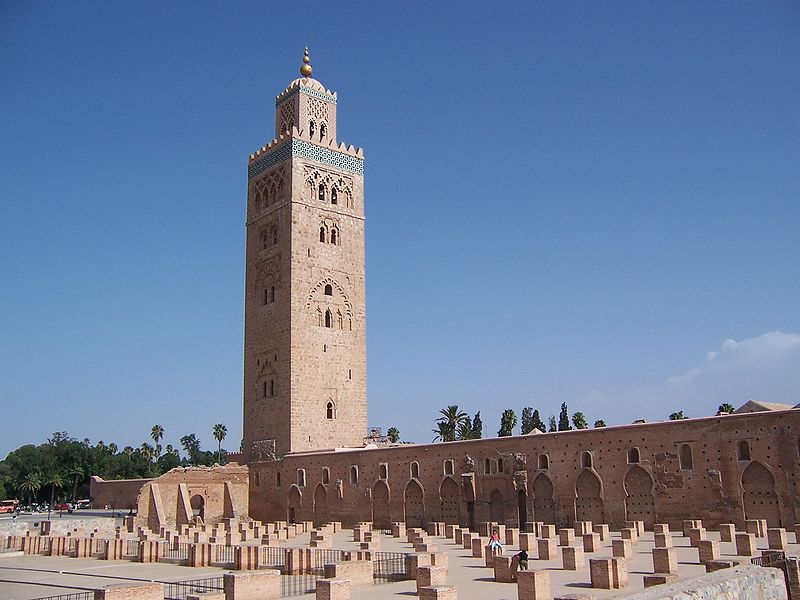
xmin=300 ymin=47 xmax=313 ymax=78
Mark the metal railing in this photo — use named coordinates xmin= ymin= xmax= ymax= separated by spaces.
xmin=214 ymin=544 xmax=235 ymax=564
xmin=162 ymin=576 xmax=224 ymax=600
xmin=124 ymin=539 xmax=140 ymax=556
xmin=30 ymin=592 xmax=93 ymax=600
xmin=311 ymin=548 xmax=350 ymax=568
xmin=373 ymin=551 xmax=411 ymax=583
xmin=162 ymin=542 xmax=190 ymax=560
xmin=280 ymin=569 xmax=325 ymax=597
xmin=752 ymin=550 xmax=790 ymax=591
xmin=259 ymin=545 xmax=286 ymax=569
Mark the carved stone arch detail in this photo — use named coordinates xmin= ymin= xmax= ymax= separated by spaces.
xmin=305 ymin=277 xmax=353 ymax=314
xmin=253 ymin=259 xmax=281 ymax=299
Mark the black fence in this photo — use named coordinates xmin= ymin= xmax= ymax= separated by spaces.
xmin=162 ymin=542 xmax=190 ymax=560
xmin=373 ymin=552 xmax=411 ymax=583
xmin=259 ymin=546 xmax=286 ymax=569
xmin=163 ymin=576 xmax=224 ymax=600
xmin=280 ymin=569 xmax=325 ymax=597
xmin=31 ymin=593 xmax=93 ymax=600
xmin=124 ymin=539 xmax=140 ymax=556
xmin=311 ymin=548 xmax=350 ymax=568
xmin=215 ymin=544 xmax=235 ymax=564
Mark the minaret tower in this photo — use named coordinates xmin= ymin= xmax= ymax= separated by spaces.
xmin=242 ymin=50 xmax=367 ymax=459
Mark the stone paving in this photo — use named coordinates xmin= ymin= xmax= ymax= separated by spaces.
xmin=2 ymin=523 xmax=798 ymax=599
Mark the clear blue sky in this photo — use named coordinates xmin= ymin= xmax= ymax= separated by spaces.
xmin=2 ymin=2 xmax=799 ymax=457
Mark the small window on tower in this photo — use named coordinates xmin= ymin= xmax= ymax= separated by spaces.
xmin=324 ymin=284 xmax=333 ymax=296
xmin=318 ymin=184 xmax=326 ymax=202
xmin=322 ymin=467 xmax=330 ymax=484
xmin=444 ymin=460 xmax=454 ymax=475
xmin=270 ymin=379 xmax=275 ymax=396
xmin=410 ymin=461 xmax=420 ymax=478
xmin=319 ymin=226 xmax=326 ymax=243
xmin=325 ymin=309 xmax=332 ymax=328
xmin=270 ymin=286 xmax=275 ymax=303
xmin=297 ymin=469 xmax=306 ymax=487
xmin=331 ymin=229 xmax=337 ymax=245
xmin=263 ymin=381 xmax=267 ymax=398
xmin=331 ymin=187 xmax=338 ymax=205
xmin=309 ymin=120 xmax=316 ymax=137
xmin=349 ymin=465 xmax=358 ymax=485
xmin=379 ymin=463 xmax=388 ymax=480
xmin=320 ymin=123 xmax=327 ymax=140
xmin=263 ymin=289 xmax=269 ymax=305
xmin=326 ymin=401 xmax=335 ymax=420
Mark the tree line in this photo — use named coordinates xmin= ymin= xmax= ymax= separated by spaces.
xmin=0 ymin=423 xmax=229 ymax=505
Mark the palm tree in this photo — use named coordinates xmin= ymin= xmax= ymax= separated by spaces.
xmin=386 ymin=427 xmax=400 ymax=444
xmin=434 ymin=405 xmax=468 ymax=442
xmin=44 ymin=472 xmax=63 ymax=514
xmin=151 ymin=425 xmax=164 ymax=461
xmin=68 ymin=466 xmax=84 ymax=502
xmin=212 ymin=423 xmax=227 ymax=463
xmin=19 ymin=472 xmax=41 ymax=507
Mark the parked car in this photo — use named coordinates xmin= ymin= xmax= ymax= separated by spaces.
xmin=0 ymin=499 xmax=20 ymax=514
xmin=55 ymin=502 xmax=72 ymax=511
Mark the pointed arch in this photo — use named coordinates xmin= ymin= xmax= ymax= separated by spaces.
xmin=372 ymin=480 xmax=390 ymax=529
xmin=624 ymin=466 xmax=655 ymax=527
xmin=575 ymin=470 xmax=604 ymax=524
xmin=287 ymin=485 xmax=302 ymax=524
xmin=532 ymin=473 xmax=556 ymax=524
xmin=439 ymin=477 xmax=460 ymax=525
xmin=742 ymin=461 xmax=780 ymax=526
xmin=404 ymin=479 xmax=425 ymax=528
xmin=313 ymin=484 xmax=328 ymax=527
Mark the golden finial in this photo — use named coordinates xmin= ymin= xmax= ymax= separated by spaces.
xmin=300 ymin=47 xmax=313 ymax=78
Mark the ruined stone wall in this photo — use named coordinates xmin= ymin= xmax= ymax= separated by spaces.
xmin=249 ymin=410 xmax=800 ymax=530
xmin=90 ymin=476 xmax=152 ymax=510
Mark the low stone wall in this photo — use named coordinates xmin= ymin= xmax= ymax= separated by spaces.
xmin=91 ymin=476 xmax=151 ymax=509
xmin=0 ymin=517 xmax=122 ymax=537
xmin=617 ymin=565 xmax=787 ymax=599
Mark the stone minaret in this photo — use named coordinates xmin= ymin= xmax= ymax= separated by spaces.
xmin=242 ymin=50 xmax=367 ymax=459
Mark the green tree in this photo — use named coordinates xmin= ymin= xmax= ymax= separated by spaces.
xmin=531 ymin=410 xmax=546 ymax=433
xmin=68 ymin=466 xmax=84 ymax=502
xmin=718 ymin=403 xmax=736 ymax=415
xmin=456 ymin=416 xmax=475 ymax=440
xmin=572 ymin=412 xmax=588 ymax=429
xmin=471 ymin=412 xmax=483 ymax=439
xmin=558 ymin=403 xmax=572 ymax=431
xmin=212 ymin=423 xmax=227 ymax=464
xmin=180 ymin=434 xmax=202 ymax=465
xmin=593 ymin=420 xmax=607 ymax=428
xmin=521 ymin=407 xmax=534 ymax=435
xmin=433 ymin=405 xmax=468 ymax=443
xmin=498 ymin=409 xmax=518 ymax=437
xmin=19 ymin=472 xmax=41 ymax=506
xmin=669 ymin=411 xmax=688 ymax=420
xmin=157 ymin=445 xmax=181 ymax=473
xmin=150 ymin=425 xmax=164 ymax=461
xmin=386 ymin=427 xmax=400 ymax=443
xmin=44 ymin=471 xmax=63 ymax=512
xmin=548 ymin=415 xmax=557 ymax=432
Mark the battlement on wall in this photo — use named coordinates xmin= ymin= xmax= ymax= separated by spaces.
xmin=249 ymin=126 xmax=363 ymax=163
xmin=274 ymin=77 xmax=338 ymax=106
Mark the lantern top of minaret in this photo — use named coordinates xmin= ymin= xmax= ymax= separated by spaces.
xmin=299 ymin=47 xmax=313 ymax=78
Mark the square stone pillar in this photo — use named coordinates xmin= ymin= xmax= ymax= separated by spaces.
xmin=416 ymin=565 xmax=447 ymax=593
xmin=652 ymin=547 xmax=677 ymax=574
xmin=405 ymin=553 xmax=432 ymax=579
xmin=621 ymin=527 xmax=638 ymax=544
xmin=505 ymin=527 xmax=519 ymax=546
xmin=582 ymin=533 xmax=600 ymax=553
xmin=223 ymin=570 xmax=280 ymax=600
xmin=745 ymin=520 xmax=760 ymax=536
xmin=576 ymin=521 xmax=592 ymax=536
xmin=652 ymin=523 xmax=669 ymax=535
xmin=316 ymin=578 xmax=350 ymax=600
xmin=537 ymin=538 xmax=556 ymax=560
xmin=612 ymin=539 xmax=632 ymax=559
xmin=484 ymin=544 xmax=502 ymax=568
xmin=493 ymin=555 xmax=517 ymax=583
xmin=688 ymin=527 xmax=706 ymax=547
xmin=735 ymin=532 xmax=756 ymax=556
xmin=719 ymin=523 xmax=735 ymax=542
xmin=104 ymin=539 xmax=124 ymax=561
xmin=461 ymin=532 xmax=474 ymax=550
xmin=471 ymin=537 xmax=488 ymax=559
xmin=189 ymin=543 xmax=212 ymax=567
xmin=454 ymin=528 xmax=465 ymax=545
xmin=767 ymin=528 xmax=787 ymax=551
xmin=697 ymin=540 xmax=719 ymax=564
xmin=418 ymin=587 xmax=457 ymax=600
xmin=561 ymin=546 xmax=584 ymax=570
xmin=558 ymin=528 xmax=575 ymax=547
xmin=431 ymin=552 xmax=448 ymax=571
xmin=589 ymin=559 xmax=613 ymax=589
xmin=94 ymin=583 xmax=163 ymax=600
xmin=444 ymin=525 xmax=457 ymax=540
xmin=516 ymin=570 xmax=550 ymax=600
xmin=540 ymin=524 xmax=556 ymax=538
xmin=593 ymin=524 xmax=609 ymax=541
xmin=654 ymin=533 xmax=672 ymax=548
xmin=519 ymin=533 xmax=535 ymax=551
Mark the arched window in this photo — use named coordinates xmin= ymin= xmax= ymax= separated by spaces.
xmin=330 ymin=229 xmax=337 ymax=245
xmin=679 ymin=444 xmax=693 ymax=470
xmin=581 ymin=451 xmax=593 ymax=468
xmin=318 ymin=184 xmax=326 ymax=202
xmin=410 ymin=461 xmax=420 ymax=478
xmin=444 ymin=460 xmax=454 ymax=475
xmin=269 ymin=286 xmax=275 ymax=303
xmin=324 ymin=284 xmax=333 ymax=296
xmin=379 ymin=464 xmax=388 ymax=480
xmin=337 ymin=310 xmax=343 ymax=329
xmin=325 ymin=309 xmax=332 ymax=328
xmin=309 ymin=120 xmax=316 ymax=137
xmin=297 ymin=469 xmax=306 ymax=487
xmin=331 ymin=187 xmax=338 ymax=205
xmin=263 ymin=288 xmax=269 ymax=305
xmin=320 ymin=123 xmax=327 ymax=140
xmin=485 ymin=459 xmax=491 ymax=474
xmin=737 ymin=440 xmax=751 ymax=461
xmin=319 ymin=226 xmax=326 ymax=242
xmin=276 ymin=472 xmax=281 ymax=487
xmin=628 ymin=448 xmax=640 ymax=464
xmin=498 ymin=459 xmax=504 ymax=473
xmin=349 ymin=465 xmax=358 ymax=485
xmin=262 ymin=381 xmax=267 ymax=398
xmin=326 ymin=401 xmax=334 ymax=420
xmin=322 ymin=467 xmax=330 ymax=485
xmin=269 ymin=379 xmax=275 ymax=396
xmin=538 ymin=454 xmax=549 ymax=470
xmin=280 ymin=121 xmax=287 ymax=133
